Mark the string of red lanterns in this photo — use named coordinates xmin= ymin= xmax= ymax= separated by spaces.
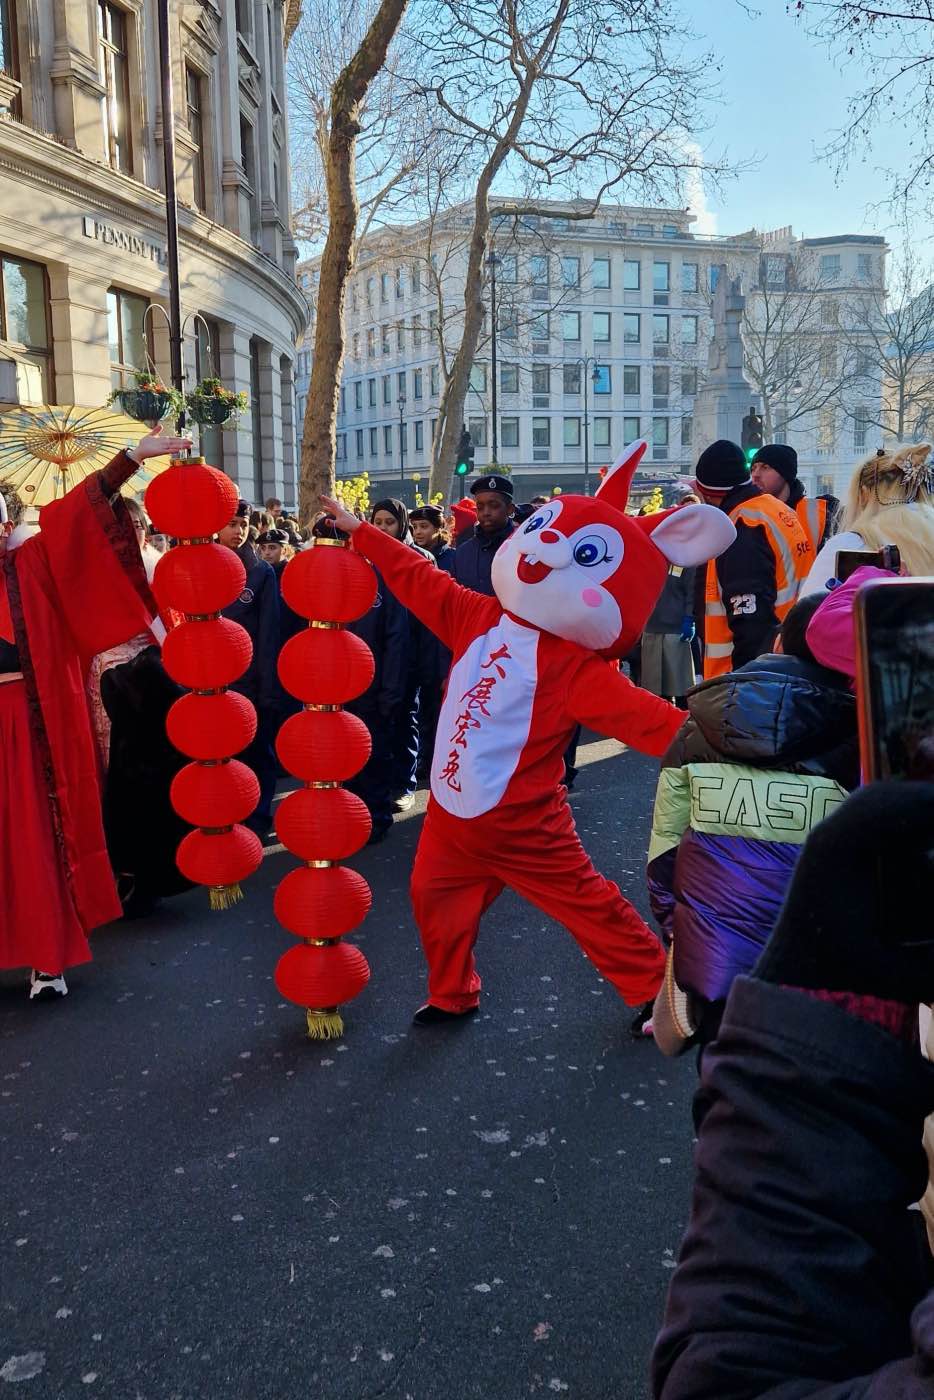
xmin=146 ymin=456 xmax=263 ymax=910
xmin=273 ymin=537 xmax=377 ymax=1039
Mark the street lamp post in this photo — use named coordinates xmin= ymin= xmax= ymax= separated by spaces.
xmin=156 ymin=0 xmax=184 ymax=418
xmin=397 ymin=391 xmax=406 ymax=499
xmin=486 ymin=251 xmax=501 ymax=465
xmin=579 ymin=356 xmax=601 ymax=495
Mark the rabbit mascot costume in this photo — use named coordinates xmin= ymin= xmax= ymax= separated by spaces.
xmin=322 ymin=441 xmax=735 ymax=1026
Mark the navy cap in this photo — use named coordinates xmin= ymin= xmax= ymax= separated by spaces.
xmin=471 ymin=474 xmax=514 ymax=500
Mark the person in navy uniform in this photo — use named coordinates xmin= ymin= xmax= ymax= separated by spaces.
xmin=368 ymin=498 xmax=432 ymax=811
xmin=452 ymin=474 xmax=516 ymax=596
xmin=217 ymin=501 xmax=280 ymax=838
xmin=410 ymin=506 xmax=456 ymax=777
xmin=343 ymin=566 xmax=411 ymax=844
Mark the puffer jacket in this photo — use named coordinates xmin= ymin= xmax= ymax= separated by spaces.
xmin=647 ymin=653 xmax=859 ymax=1007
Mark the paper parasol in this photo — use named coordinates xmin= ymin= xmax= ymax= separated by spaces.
xmin=0 ymin=404 xmax=171 ymax=505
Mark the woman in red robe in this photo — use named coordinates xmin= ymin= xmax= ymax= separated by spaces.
xmin=0 ymin=426 xmax=191 ymax=999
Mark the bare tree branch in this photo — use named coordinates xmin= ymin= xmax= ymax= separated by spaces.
xmin=297 ymin=0 xmax=410 ymax=524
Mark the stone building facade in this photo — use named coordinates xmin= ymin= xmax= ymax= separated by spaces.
xmin=296 ymin=202 xmax=887 ymax=502
xmin=0 ymin=0 xmax=306 ymax=502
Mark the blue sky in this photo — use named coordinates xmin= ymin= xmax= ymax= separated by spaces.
xmin=689 ymin=2 xmax=898 ymax=247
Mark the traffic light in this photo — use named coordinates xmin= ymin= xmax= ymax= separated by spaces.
xmin=741 ymin=405 xmax=764 ymax=465
xmin=455 ymin=425 xmax=475 ymax=477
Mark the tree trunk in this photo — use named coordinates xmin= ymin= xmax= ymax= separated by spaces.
xmin=428 ymin=180 xmax=492 ymax=500
xmin=426 ymin=39 xmax=546 ymax=502
xmin=298 ymin=0 xmax=408 ymax=526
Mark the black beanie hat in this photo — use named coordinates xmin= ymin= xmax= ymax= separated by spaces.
xmin=695 ymin=440 xmax=748 ymax=490
xmin=752 ymin=443 xmax=798 ymax=484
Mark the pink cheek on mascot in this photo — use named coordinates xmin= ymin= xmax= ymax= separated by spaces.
xmin=348 ymin=440 xmax=736 ymax=1027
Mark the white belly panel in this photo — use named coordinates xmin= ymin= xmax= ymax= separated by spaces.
xmin=430 ymin=615 xmax=539 ymax=818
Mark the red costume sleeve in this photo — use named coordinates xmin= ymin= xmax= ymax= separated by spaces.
xmin=353 ymin=521 xmax=494 ymax=649
xmin=35 ymin=452 xmax=157 ymax=664
xmin=567 ymin=656 xmax=686 ymax=757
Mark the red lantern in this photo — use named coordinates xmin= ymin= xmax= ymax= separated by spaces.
xmin=167 ymin=691 xmax=257 ymax=760
xmin=177 ymin=825 xmax=263 ymax=909
xmin=145 ymin=457 xmax=239 ymax=539
xmin=163 ymin=618 xmax=252 ymax=690
xmin=275 ymin=941 xmax=370 ymax=1009
xmin=153 ymin=543 xmax=245 ymax=615
xmin=275 ymin=709 xmax=371 ymax=783
xmin=170 ymin=760 xmax=260 ymax=828
xmin=275 ymin=787 xmax=371 ymax=861
xmin=281 ymin=542 xmax=377 ymax=623
xmin=274 ymin=865 xmax=372 ymax=939
xmin=278 ymin=628 xmax=374 ymax=705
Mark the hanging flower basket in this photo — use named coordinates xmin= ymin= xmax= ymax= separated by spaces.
xmin=186 ymin=377 xmax=249 ymax=430
xmin=108 ymin=369 xmax=184 ymax=424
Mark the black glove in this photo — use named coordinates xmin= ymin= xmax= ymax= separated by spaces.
xmin=754 ymin=782 xmax=934 ymax=1002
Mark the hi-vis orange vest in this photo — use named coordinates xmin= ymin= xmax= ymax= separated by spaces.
xmin=704 ymin=494 xmax=812 ymax=679
xmin=796 ymin=496 xmax=829 ymax=556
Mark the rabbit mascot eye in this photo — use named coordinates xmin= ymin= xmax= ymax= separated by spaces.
xmin=347 ymin=441 xmax=735 ymax=1025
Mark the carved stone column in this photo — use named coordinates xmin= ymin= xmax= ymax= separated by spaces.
xmin=49 ymin=0 xmax=106 ymax=157
xmin=218 ymin=321 xmax=254 ymax=491
xmin=46 ymin=263 xmax=111 ymax=406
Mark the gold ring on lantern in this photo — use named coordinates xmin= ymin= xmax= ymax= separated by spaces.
xmin=310 ymin=538 xmax=348 ymax=549
xmin=201 ymin=824 xmax=235 ymax=836
xmin=169 ymin=455 xmax=206 ymax=466
xmin=305 ymin=937 xmax=342 ymax=947
xmin=309 ymin=620 xmax=339 ymax=630
xmin=305 ymin=703 xmax=339 ymax=712
xmin=179 ymin=535 xmax=213 ymax=545
xmin=309 ymin=781 xmax=338 ymax=790
xmin=187 ymin=612 xmax=221 ymax=622
xmin=307 ymin=859 xmax=335 ymax=868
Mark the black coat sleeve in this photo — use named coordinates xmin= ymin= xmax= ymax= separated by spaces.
xmin=716 ymin=521 xmax=780 ymax=667
xmin=377 ymin=584 xmax=410 ymax=716
xmin=254 ymin=563 xmax=281 ymax=714
xmin=652 ymin=978 xmax=934 ymax=1400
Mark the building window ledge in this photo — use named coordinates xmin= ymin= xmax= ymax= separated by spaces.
xmin=0 ymin=72 xmax=22 ymax=114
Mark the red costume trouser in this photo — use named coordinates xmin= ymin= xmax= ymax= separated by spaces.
xmin=410 ymin=801 xmax=666 ymax=1012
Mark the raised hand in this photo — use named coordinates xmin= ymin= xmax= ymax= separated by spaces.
xmin=319 ymin=495 xmax=362 ymax=534
xmin=134 ymin=424 xmax=193 ymax=462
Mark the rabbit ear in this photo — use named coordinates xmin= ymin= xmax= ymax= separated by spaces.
xmin=594 ymin=440 xmax=647 ymax=511
xmin=645 ymin=503 xmax=737 ymax=567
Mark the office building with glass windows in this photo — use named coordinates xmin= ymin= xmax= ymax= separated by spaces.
xmin=0 ymin=0 xmax=306 ymax=502
xmin=297 ymin=201 xmax=763 ymax=500
xmin=296 ymin=202 xmax=886 ymax=500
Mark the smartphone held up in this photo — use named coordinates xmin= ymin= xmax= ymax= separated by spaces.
xmin=854 ymin=576 xmax=934 ymax=782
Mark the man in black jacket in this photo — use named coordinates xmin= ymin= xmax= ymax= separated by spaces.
xmin=452 ymin=474 xmax=516 ymax=596
xmin=693 ymin=439 xmax=811 ymax=676
xmin=653 ymin=781 xmax=934 ymax=1399
xmin=344 ymin=568 xmax=410 ymax=843
xmin=751 ymin=442 xmax=840 ymax=555
xmin=219 ymin=501 xmax=280 ymax=838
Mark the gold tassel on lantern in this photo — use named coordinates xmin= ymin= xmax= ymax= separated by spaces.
xmin=210 ymin=883 xmax=244 ymax=911
xmin=306 ymin=1008 xmax=345 ymax=1040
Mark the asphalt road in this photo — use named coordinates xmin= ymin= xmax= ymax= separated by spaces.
xmin=0 ymin=740 xmax=699 ymax=1400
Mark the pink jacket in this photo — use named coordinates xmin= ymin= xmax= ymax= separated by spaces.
xmin=805 ymin=565 xmax=893 ymax=679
